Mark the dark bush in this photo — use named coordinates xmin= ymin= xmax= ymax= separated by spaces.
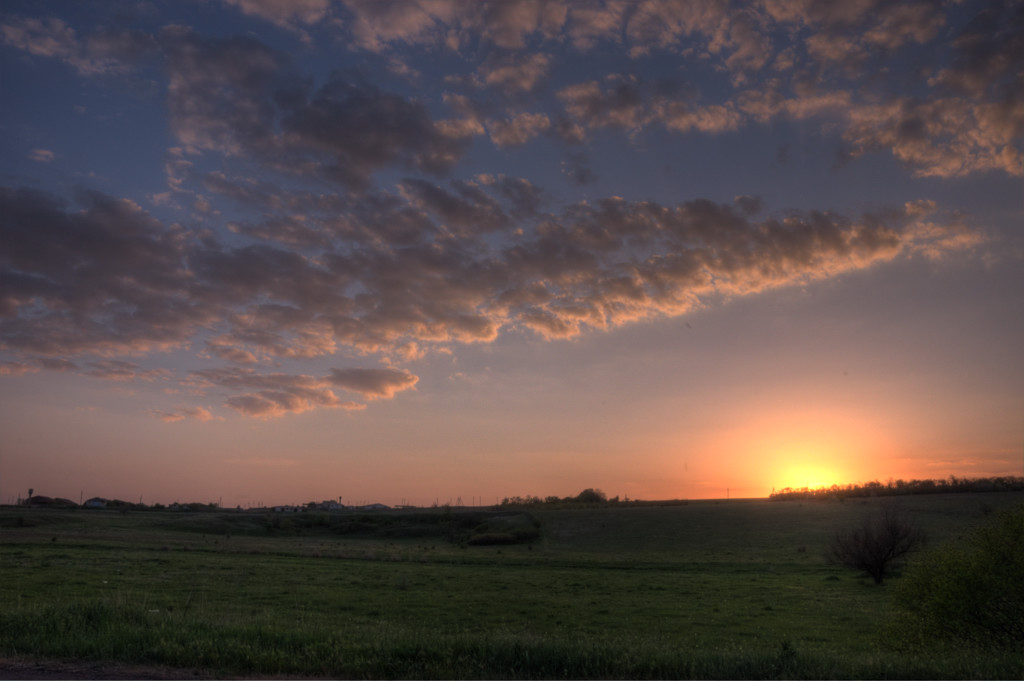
xmin=333 ymin=521 xmax=379 ymax=535
xmin=466 ymin=532 xmax=519 ymax=545
xmin=894 ymin=504 xmax=1024 ymax=650
xmin=827 ymin=503 xmax=924 ymax=584
xmin=575 ymin=488 xmax=607 ymax=504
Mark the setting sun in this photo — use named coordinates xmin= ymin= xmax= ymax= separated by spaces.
xmin=778 ymin=465 xmax=843 ymax=491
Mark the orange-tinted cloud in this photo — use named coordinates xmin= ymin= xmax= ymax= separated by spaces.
xmin=1 ymin=178 xmax=980 ymax=417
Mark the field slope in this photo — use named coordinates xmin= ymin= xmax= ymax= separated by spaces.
xmin=2 ymin=493 xmax=1022 ymax=679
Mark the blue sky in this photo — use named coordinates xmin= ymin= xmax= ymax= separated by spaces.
xmin=1 ymin=0 xmax=1021 ymax=507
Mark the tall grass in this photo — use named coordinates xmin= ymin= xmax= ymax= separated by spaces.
xmin=3 ymin=599 xmax=1021 ymax=679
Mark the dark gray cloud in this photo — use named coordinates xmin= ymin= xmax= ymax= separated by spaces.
xmin=192 ymin=365 xmax=406 ymax=417
xmin=326 ymin=367 xmax=419 ymax=399
xmin=159 ymin=26 xmax=296 ymax=157
xmin=0 ymin=187 xmax=207 ymax=356
xmin=400 ymin=177 xmax=511 ymax=235
xmin=193 ymin=366 xmax=355 ymax=417
xmin=0 ymin=177 xmax=981 ymax=414
xmin=934 ymin=1 xmax=1024 ymax=97
xmin=282 ymin=76 xmax=469 ymax=186
xmin=81 ymin=360 xmax=170 ymax=382
xmin=159 ymin=27 xmax=468 ymax=189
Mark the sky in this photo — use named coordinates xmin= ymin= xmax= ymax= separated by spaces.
xmin=1 ymin=0 xmax=1021 ymax=508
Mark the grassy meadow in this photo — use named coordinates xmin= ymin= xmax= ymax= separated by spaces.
xmin=1 ymin=492 xmax=1023 ymax=679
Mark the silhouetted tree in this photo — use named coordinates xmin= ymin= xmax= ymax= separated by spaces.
xmin=575 ymin=488 xmax=607 ymax=504
xmin=828 ymin=504 xmax=924 ymax=584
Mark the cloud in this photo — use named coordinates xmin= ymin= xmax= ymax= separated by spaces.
xmin=0 ymin=187 xmax=209 ymax=356
xmin=566 ymin=1 xmax=627 ymax=50
xmin=931 ymin=1 xmax=1024 ymax=97
xmin=339 ymin=0 xmax=456 ymax=52
xmin=0 ymin=182 xmax=982 ymax=418
xmin=221 ymin=0 xmax=331 ymax=28
xmin=192 ymin=367 xmax=366 ymax=418
xmin=6 ymin=2 xmax=1019 ymax=184
xmin=159 ymin=28 xmax=471 ymax=188
xmin=338 ymin=0 xmax=569 ymax=52
xmin=0 ymin=361 xmax=37 ymax=376
xmin=0 ymin=1 xmax=1008 ymax=421
xmin=0 ymin=16 xmax=156 ymax=75
xmin=478 ymin=53 xmax=551 ymax=94
xmin=152 ymin=406 xmax=215 ymax=423
xmin=3 ymin=179 xmax=981 ymax=385
xmin=842 ymin=96 xmax=1022 ymax=177
xmin=556 ymin=75 xmax=744 ymax=139
xmin=734 ymin=195 xmax=762 ymax=215
xmin=82 ymin=360 xmax=171 ymax=382
xmin=399 ymin=177 xmax=511 ymax=234
xmin=1 ymin=16 xmax=78 ymax=59
xmin=558 ymin=76 xmax=648 ymax=133
xmin=225 ymin=391 xmax=352 ymax=418
xmin=560 ymin=152 xmax=597 ymax=185
xmin=487 ymin=112 xmax=552 ymax=148
xmin=187 ymin=364 xmax=415 ymax=416
xmin=281 ymin=77 xmax=469 ymax=186
xmin=159 ymin=26 xmax=293 ymax=157
xmin=326 ymin=367 xmax=419 ymax=399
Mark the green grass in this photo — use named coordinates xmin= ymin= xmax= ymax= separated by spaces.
xmin=2 ymin=493 xmax=1022 ymax=678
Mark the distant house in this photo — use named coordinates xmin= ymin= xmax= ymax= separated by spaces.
xmin=84 ymin=497 xmax=108 ymax=508
xmin=319 ymin=500 xmax=343 ymax=511
xmin=356 ymin=503 xmax=390 ymax=511
xmin=271 ymin=505 xmax=301 ymax=513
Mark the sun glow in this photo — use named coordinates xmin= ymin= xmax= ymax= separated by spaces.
xmin=701 ymin=405 xmax=879 ymax=496
xmin=778 ymin=464 xmax=842 ymax=491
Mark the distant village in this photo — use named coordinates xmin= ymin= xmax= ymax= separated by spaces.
xmin=9 ymin=493 xmax=393 ymax=512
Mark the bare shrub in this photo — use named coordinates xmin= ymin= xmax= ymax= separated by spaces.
xmin=828 ymin=504 xmax=924 ymax=584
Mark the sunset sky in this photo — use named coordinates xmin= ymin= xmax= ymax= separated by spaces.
xmin=1 ymin=0 xmax=1021 ymax=507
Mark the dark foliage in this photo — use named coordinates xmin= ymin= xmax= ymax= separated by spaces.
xmin=894 ymin=503 xmax=1024 ymax=650
xmin=828 ymin=504 xmax=924 ymax=584
xmin=771 ymin=475 xmax=1024 ymax=501
xmin=500 ymin=487 xmax=617 ymax=507
xmin=575 ymin=488 xmax=608 ymax=504
xmin=260 ymin=508 xmax=542 ymax=545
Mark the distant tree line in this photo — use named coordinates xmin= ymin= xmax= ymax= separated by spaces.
xmin=770 ymin=476 xmax=1024 ymax=501
xmin=500 ymin=489 xmax=701 ymax=508
xmin=16 ymin=495 xmax=222 ymax=511
xmin=501 ymin=488 xmax=615 ymax=507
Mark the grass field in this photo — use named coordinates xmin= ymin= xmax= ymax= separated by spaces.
xmin=2 ymin=492 xmax=1022 ymax=678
